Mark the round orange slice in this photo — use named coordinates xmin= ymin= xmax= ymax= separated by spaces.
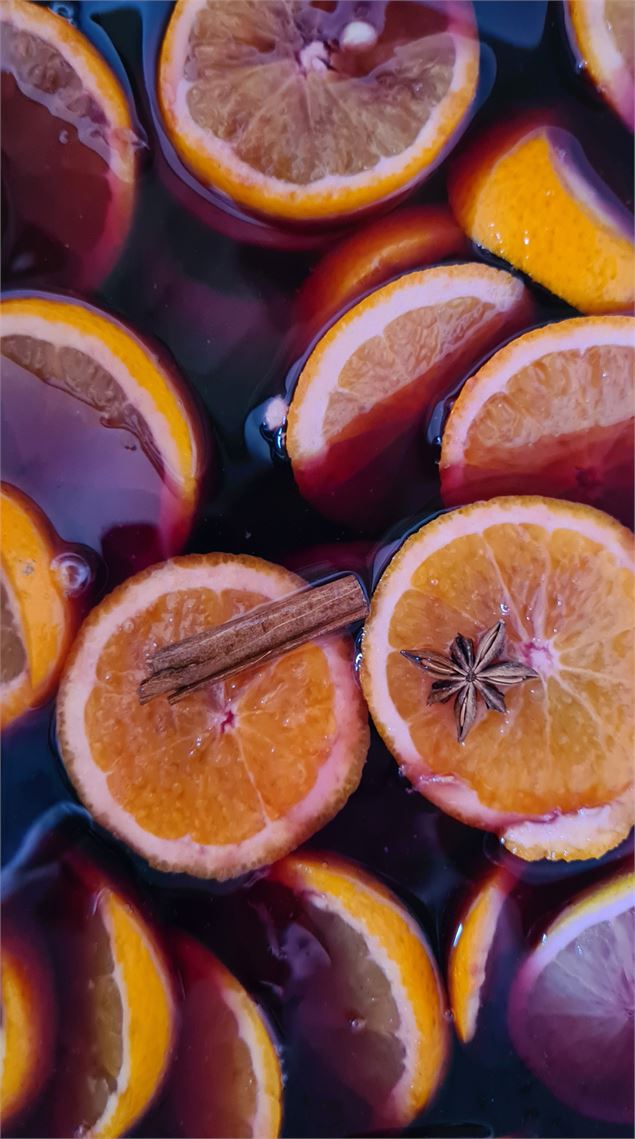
xmin=1 ymin=917 xmax=56 ymax=1130
xmin=56 ymin=554 xmax=369 ymax=879
xmin=287 ymin=263 xmax=531 ymax=527
xmin=1 ymin=483 xmax=73 ymax=730
xmin=270 ymin=851 xmax=449 ymax=1132
xmin=157 ymin=0 xmax=479 ymax=224
xmin=361 ymin=496 xmax=634 ymax=862
xmin=565 ymin=0 xmax=634 ymax=131
xmin=1 ymin=0 xmax=136 ymax=289
xmin=440 ymin=316 xmax=635 ymax=522
xmin=447 ymin=867 xmax=512 ymax=1043
xmin=448 ymin=113 xmax=635 ymax=313
xmin=166 ymin=933 xmax=282 ymax=1138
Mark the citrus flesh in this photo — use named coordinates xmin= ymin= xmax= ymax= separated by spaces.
xmin=440 ymin=316 xmax=635 ymax=523
xmin=509 ymin=870 xmax=634 ymax=1123
xmin=57 ymin=554 xmax=369 ymax=879
xmin=158 ymin=0 xmax=479 ymax=222
xmin=0 ymin=922 xmax=56 ymax=1129
xmin=270 ymin=852 xmax=449 ymax=1131
xmin=1 ymin=0 xmax=135 ymax=288
xmin=448 ymin=868 xmax=511 ymax=1043
xmin=566 ymin=0 xmax=635 ymax=130
xmin=361 ymin=496 xmax=634 ymax=861
xmin=167 ymin=933 xmax=282 ymax=1138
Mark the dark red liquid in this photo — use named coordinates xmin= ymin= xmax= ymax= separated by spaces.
xmin=2 ymin=3 xmax=633 ymax=1138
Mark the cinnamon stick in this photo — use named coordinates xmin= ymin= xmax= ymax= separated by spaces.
xmin=138 ymin=573 xmax=369 ymax=706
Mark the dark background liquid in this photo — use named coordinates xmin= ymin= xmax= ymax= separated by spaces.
xmin=2 ymin=3 xmax=633 ymax=1138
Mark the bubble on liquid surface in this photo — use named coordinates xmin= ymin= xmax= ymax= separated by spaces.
xmin=50 ymin=1 xmax=77 ymax=23
xmin=51 ymin=552 xmax=93 ymax=597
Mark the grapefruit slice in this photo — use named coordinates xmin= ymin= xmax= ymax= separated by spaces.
xmin=447 ymin=868 xmax=512 ymax=1043
xmin=440 ymin=316 xmax=635 ymax=523
xmin=157 ymin=0 xmax=479 ymax=223
xmin=565 ymin=0 xmax=634 ymax=131
xmin=1 ymin=483 xmax=73 ymax=729
xmin=1 ymin=294 xmax=206 ymax=582
xmin=287 ymin=263 xmax=531 ymax=527
xmin=509 ymin=870 xmax=634 ymax=1123
xmin=448 ymin=113 xmax=635 ymax=313
xmin=56 ymin=554 xmax=369 ymax=879
xmin=0 ymin=917 xmax=56 ymax=1130
xmin=270 ymin=851 xmax=449 ymax=1132
xmin=361 ymin=496 xmax=634 ymax=862
xmin=166 ymin=933 xmax=282 ymax=1138
xmin=1 ymin=0 xmax=136 ymax=288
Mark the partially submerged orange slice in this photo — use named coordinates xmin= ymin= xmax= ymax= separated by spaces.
xmin=440 ymin=316 xmax=635 ymax=522
xmin=447 ymin=868 xmax=512 ymax=1043
xmin=565 ymin=0 xmax=634 ymax=131
xmin=270 ymin=851 xmax=449 ymax=1132
xmin=158 ymin=0 xmax=479 ymax=223
xmin=1 ymin=483 xmax=73 ymax=729
xmin=448 ymin=114 xmax=635 ymax=313
xmin=57 ymin=554 xmax=369 ymax=879
xmin=166 ymin=933 xmax=282 ymax=1138
xmin=1 ymin=0 xmax=136 ymax=288
xmin=1 ymin=917 xmax=56 ymax=1130
xmin=361 ymin=496 xmax=634 ymax=862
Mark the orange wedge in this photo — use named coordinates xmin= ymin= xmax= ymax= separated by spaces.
xmin=447 ymin=868 xmax=512 ymax=1043
xmin=448 ymin=113 xmax=635 ymax=313
xmin=1 ymin=483 xmax=73 ymax=729
xmin=270 ymin=851 xmax=449 ymax=1132
xmin=440 ymin=316 xmax=635 ymax=523
xmin=287 ymin=263 xmax=531 ymax=527
xmin=361 ymin=496 xmax=634 ymax=862
xmin=1 ymin=0 xmax=135 ymax=288
xmin=56 ymin=554 xmax=369 ymax=879
xmin=157 ymin=0 xmax=479 ymax=223
xmin=166 ymin=933 xmax=282 ymax=1138
xmin=565 ymin=0 xmax=634 ymax=131
xmin=1 ymin=918 xmax=56 ymax=1130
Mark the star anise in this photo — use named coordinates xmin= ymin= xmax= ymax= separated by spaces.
xmin=401 ymin=621 xmax=538 ymax=743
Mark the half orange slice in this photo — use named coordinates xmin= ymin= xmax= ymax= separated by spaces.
xmin=447 ymin=867 xmax=512 ymax=1043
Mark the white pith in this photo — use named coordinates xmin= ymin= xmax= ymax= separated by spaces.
xmin=94 ymin=893 xmax=132 ymax=1137
xmin=222 ymin=983 xmax=280 ymax=1136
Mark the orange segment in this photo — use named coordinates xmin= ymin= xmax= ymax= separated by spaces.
xmin=440 ymin=316 xmax=635 ymax=523
xmin=158 ymin=0 xmax=479 ymax=222
xmin=1 ymin=921 xmax=56 ymax=1129
xmin=565 ymin=0 xmax=634 ymax=130
xmin=361 ymin=496 xmax=635 ymax=862
xmin=447 ymin=869 xmax=511 ymax=1043
xmin=270 ymin=852 xmax=449 ymax=1131
xmin=167 ymin=933 xmax=282 ymax=1138
xmin=1 ymin=483 xmax=73 ymax=729
xmin=448 ymin=114 xmax=635 ymax=313
xmin=56 ymin=554 xmax=369 ymax=879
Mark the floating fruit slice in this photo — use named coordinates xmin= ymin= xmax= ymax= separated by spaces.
xmin=157 ymin=0 xmax=479 ymax=223
xmin=270 ymin=851 xmax=449 ymax=1132
xmin=52 ymin=857 xmax=175 ymax=1139
xmin=361 ymin=496 xmax=634 ymax=862
xmin=440 ymin=316 xmax=635 ymax=523
xmin=57 ymin=554 xmax=369 ymax=879
xmin=565 ymin=0 xmax=634 ymax=131
xmin=1 ymin=918 xmax=56 ymax=1130
xmin=166 ymin=933 xmax=282 ymax=1138
xmin=448 ymin=114 xmax=635 ymax=313
xmin=296 ymin=205 xmax=468 ymax=344
xmin=509 ymin=870 xmax=634 ymax=1123
xmin=1 ymin=294 xmax=206 ymax=583
xmin=1 ymin=0 xmax=136 ymax=289
xmin=447 ymin=868 xmax=511 ymax=1043
xmin=287 ymin=263 xmax=530 ymax=527
xmin=1 ymin=483 xmax=73 ymax=729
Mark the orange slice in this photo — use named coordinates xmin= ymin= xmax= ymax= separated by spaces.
xmin=361 ymin=496 xmax=635 ymax=862
xmin=1 ymin=918 xmax=56 ymax=1130
xmin=509 ymin=870 xmax=634 ymax=1123
xmin=447 ymin=868 xmax=512 ymax=1043
xmin=1 ymin=0 xmax=136 ymax=289
xmin=1 ymin=483 xmax=73 ymax=729
xmin=287 ymin=263 xmax=531 ymax=527
xmin=440 ymin=316 xmax=635 ymax=523
xmin=270 ymin=851 xmax=449 ymax=1132
xmin=565 ymin=0 xmax=634 ymax=131
xmin=166 ymin=933 xmax=282 ymax=1138
xmin=448 ymin=113 xmax=635 ymax=313
xmin=56 ymin=554 xmax=369 ymax=879
xmin=1 ymin=294 xmax=205 ymax=578
xmin=157 ymin=0 xmax=479 ymax=223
